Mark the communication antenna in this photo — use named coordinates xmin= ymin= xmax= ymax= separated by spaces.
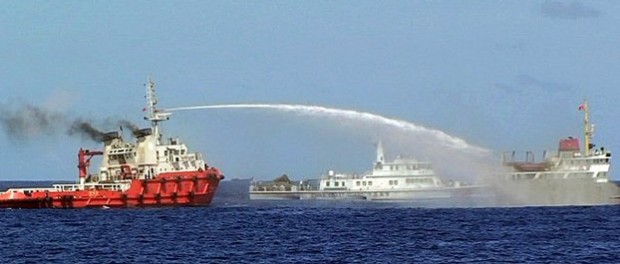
xmin=144 ymin=78 xmax=171 ymax=142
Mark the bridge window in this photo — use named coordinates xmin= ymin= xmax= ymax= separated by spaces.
xmin=335 ymin=182 xmax=339 ymax=187
xmin=368 ymin=181 xmax=372 ymax=186
xmin=356 ymin=181 xmax=360 ymax=186
xmin=326 ymin=182 xmax=330 ymax=187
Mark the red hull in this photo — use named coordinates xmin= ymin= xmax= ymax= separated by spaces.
xmin=0 ymin=169 xmax=223 ymax=209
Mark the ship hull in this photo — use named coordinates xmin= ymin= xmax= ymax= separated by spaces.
xmin=250 ymin=185 xmax=491 ymax=202
xmin=491 ymin=178 xmax=620 ymax=206
xmin=0 ymin=171 xmax=223 ymax=209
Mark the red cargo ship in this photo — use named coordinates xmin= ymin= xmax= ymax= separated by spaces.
xmin=0 ymin=79 xmax=224 ymax=208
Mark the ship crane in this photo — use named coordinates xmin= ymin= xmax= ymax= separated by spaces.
xmin=77 ymin=148 xmax=104 ymax=187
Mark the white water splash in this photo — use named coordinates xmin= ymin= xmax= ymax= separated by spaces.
xmin=166 ymin=104 xmax=490 ymax=155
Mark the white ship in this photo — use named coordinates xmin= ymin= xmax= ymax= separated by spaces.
xmin=250 ymin=141 xmax=489 ymax=202
xmin=494 ymin=99 xmax=620 ymax=206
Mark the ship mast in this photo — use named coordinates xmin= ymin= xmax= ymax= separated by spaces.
xmin=145 ymin=78 xmax=171 ymax=143
xmin=376 ymin=140 xmax=385 ymax=164
xmin=581 ymin=99 xmax=594 ymax=155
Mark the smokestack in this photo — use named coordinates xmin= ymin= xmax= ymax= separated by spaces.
xmin=118 ymin=119 xmax=141 ymax=135
xmin=102 ymin=131 xmax=121 ymax=142
xmin=134 ymin=128 xmax=153 ymax=138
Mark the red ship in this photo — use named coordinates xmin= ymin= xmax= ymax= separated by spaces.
xmin=0 ymin=79 xmax=224 ymax=208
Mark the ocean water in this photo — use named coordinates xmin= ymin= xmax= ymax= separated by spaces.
xmin=1 ymin=181 xmax=619 ymax=263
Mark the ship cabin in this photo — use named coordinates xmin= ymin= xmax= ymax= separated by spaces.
xmin=86 ymin=127 xmax=206 ymax=184
xmin=502 ymin=137 xmax=612 ymax=181
xmin=319 ymin=158 xmax=446 ymax=191
xmin=319 ymin=141 xmax=448 ymax=191
xmin=502 ymin=100 xmax=612 ymax=182
xmin=155 ymin=137 xmax=206 ymax=174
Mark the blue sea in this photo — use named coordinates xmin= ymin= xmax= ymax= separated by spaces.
xmin=1 ymin=180 xmax=619 ymax=263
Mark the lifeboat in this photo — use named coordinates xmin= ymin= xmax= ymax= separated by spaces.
xmin=505 ymin=161 xmax=552 ymax=172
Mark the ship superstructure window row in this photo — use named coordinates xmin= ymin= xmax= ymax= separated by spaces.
xmin=356 ymin=181 xmax=373 ymax=187
xmin=386 ymin=164 xmax=432 ymax=171
xmin=405 ymin=178 xmax=433 ymax=184
xmin=326 ymin=181 xmax=346 ymax=188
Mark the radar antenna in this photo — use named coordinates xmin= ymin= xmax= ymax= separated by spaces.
xmin=145 ymin=78 xmax=171 ymax=142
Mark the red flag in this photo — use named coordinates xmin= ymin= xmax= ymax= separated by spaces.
xmin=578 ymin=104 xmax=585 ymax=111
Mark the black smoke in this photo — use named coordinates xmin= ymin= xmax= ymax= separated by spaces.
xmin=67 ymin=119 xmax=106 ymax=142
xmin=0 ymin=104 xmax=142 ymax=142
xmin=0 ymin=104 xmax=65 ymax=140
xmin=118 ymin=119 xmax=141 ymax=135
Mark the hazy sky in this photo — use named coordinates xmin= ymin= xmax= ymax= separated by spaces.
xmin=2 ymin=1 xmax=620 ymax=181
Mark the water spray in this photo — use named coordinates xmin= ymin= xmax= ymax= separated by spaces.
xmin=165 ymin=104 xmax=490 ymax=155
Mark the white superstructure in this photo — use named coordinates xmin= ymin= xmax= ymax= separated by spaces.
xmin=73 ymin=79 xmax=207 ymax=191
xmin=251 ymin=141 xmax=487 ymax=201
xmin=319 ymin=141 xmax=451 ymax=192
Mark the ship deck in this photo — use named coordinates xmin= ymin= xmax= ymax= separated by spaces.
xmin=250 ymin=184 xmax=490 ymax=200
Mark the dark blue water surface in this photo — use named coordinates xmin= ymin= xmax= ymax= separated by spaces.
xmin=1 ymin=181 xmax=620 ymax=263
